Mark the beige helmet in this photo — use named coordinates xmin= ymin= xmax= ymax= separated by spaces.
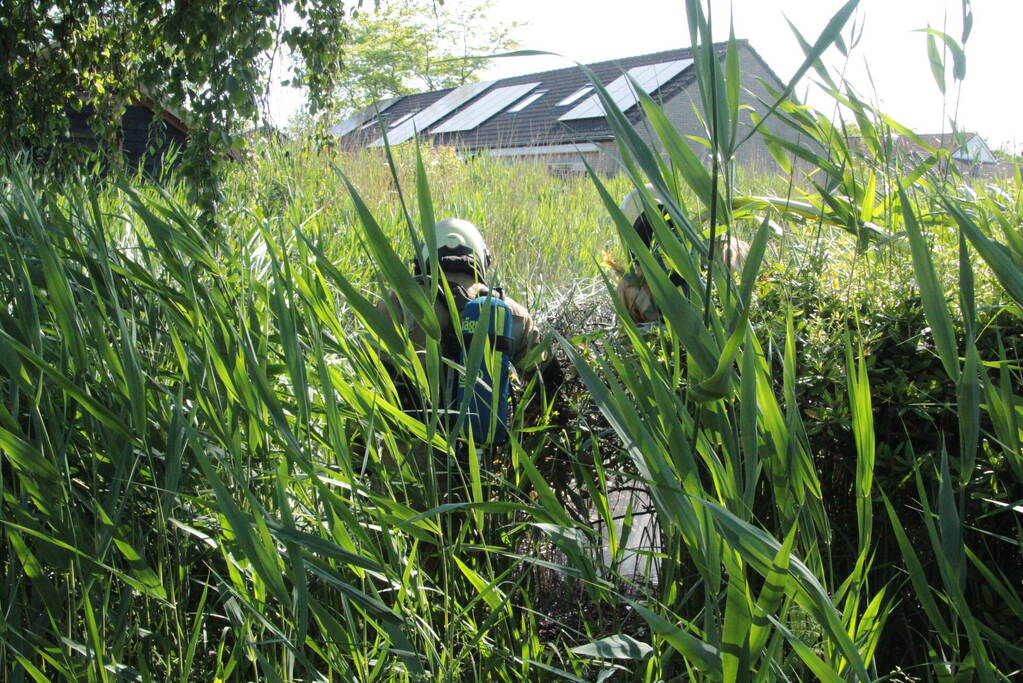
xmin=619 ymin=183 xmax=666 ymax=227
xmin=421 ymin=217 xmax=491 ymax=274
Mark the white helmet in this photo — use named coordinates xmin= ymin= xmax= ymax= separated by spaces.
xmin=421 ymin=217 xmax=490 ymax=274
xmin=619 ymin=183 xmax=666 ymax=227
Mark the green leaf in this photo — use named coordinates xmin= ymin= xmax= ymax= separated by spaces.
xmin=333 ymin=165 xmax=440 ymax=340
xmin=638 ymin=91 xmax=716 ymax=214
xmin=725 ymin=25 xmax=742 ymax=151
xmin=949 ymin=197 xmax=1023 ymax=307
xmin=881 ymin=495 xmax=953 ymax=644
xmin=296 ymin=230 xmax=410 ymax=358
xmin=453 ymin=556 xmax=507 ymax=612
xmin=741 ymin=0 xmax=860 ymax=146
xmin=690 ymin=308 xmax=747 ymax=402
xmin=265 ymin=522 xmax=384 ymax=572
xmin=625 ymin=598 xmax=722 ymax=675
xmin=571 ymin=634 xmax=653 ymax=660
xmin=701 ymin=501 xmax=870 ymax=680
xmin=749 ymin=523 xmax=797 ymax=657
xmin=0 ymin=426 xmax=60 ymax=483
xmin=899 ymin=182 xmax=959 ymax=380
xmin=859 ymin=170 xmax=876 ymax=224
xmin=0 ymin=330 xmax=135 ymax=442
xmin=844 ymin=332 xmax=874 ymax=550
xmin=764 ymin=614 xmax=844 ymax=682
xmin=915 ymin=28 xmax=966 ymax=82
xmin=721 ymin=555 xmax=752 ymax=681
xmin=924 ymin=31 xmax=946 ymax=94
xmin=958 ymin=340 xmax=980 ymax=481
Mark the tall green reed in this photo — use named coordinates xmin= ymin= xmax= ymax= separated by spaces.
xmin=2 ymin=0 xmax=1022 ymax=679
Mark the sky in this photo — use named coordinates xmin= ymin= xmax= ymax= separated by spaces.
xmin=269 ymin=0 xmax=1021 ymax=151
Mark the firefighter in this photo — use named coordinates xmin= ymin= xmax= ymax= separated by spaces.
xmin=614 ymin=184 xmax=749 ymax=324
xmin=378 ymin=217 xmax=561 ymax=444
xmin=380 ymin=218 xmax=540 ymax=369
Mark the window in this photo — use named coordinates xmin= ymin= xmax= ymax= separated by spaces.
xmin=507 ymin=90 xmax=547 ymax=113
xmin=556 ymin=86 xmax=593 ymax=106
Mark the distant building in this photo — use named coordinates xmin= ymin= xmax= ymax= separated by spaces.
xmin=915 ymin=132 xmax=1006 ymax=177
xmin=331 ymin=41 xmax=799 ymax=173
xmin=849 ymin=131 xmax=1008 ymax=178
xmin=66 ymin=99 xmax=188 ymax=175
xmin=918 ymin=132 xmax=995 ymax=164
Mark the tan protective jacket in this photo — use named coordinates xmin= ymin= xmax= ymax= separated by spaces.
xmin=615 ymin=274 xmax=659 ymax=325
xmin=615 ymin=234 xmax=750 ymax=325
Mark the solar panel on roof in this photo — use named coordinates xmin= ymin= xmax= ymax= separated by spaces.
xmin=329 ymin=97 xmax=399 ymax=137
xmin=558 ymin=59 xmax=693 ymax=121
xmin=628 ymin=58 xmax=694 ymax=101
xmin=556 ymin=86 xmax=593 ymax=106
xmin=431 ymin=82 xmax=541 ymax=133
xmin=507 ymin=90 xmax=546 ymax=113
xmin=387 ymin=111 xmax=416 ymax=128
xmin=370 ymin=81 xmax=494 ymax=146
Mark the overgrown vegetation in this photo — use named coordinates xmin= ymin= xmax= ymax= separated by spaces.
xmin=1 ymin=0 xmax=349 ymax=210
xmin=2 ymin=0 xmax=1022 ymax=680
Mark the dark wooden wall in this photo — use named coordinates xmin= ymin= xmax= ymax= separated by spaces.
xmin=65 ymin=104 xmax=188 ymax=176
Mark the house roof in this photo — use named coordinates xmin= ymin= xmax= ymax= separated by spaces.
xmin=917 ymin=132 xmax=996 ymax=164
xmin=845 ymin=131 xmax=999 ymax=166
xmin=916 ymin=132 xmax=977 ymax=150
xmin=337 ymin=41 xmax=757 ymax=151
xmin=856 ymin=131 xmax=999 ymax=165
xmin=133 ymin=87 xmax=191 ymax=136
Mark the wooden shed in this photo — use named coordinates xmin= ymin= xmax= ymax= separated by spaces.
xmin=66 ymin=100 xmax=189 ymax=175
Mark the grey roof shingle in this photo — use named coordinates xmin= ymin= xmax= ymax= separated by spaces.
xmin=339 ymin=42 xmax=741 ymax=150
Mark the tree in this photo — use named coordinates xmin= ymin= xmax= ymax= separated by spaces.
xmin=0 ymin=0 xmax=351 ymax=210
xmin=319 ymin=0 xmax=520 ymax=115
xmin=993 ymin=147 xmax=1022 ymax=165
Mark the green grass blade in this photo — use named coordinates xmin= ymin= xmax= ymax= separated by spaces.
xmin=900 ymin=182 xmax=960 ymax=380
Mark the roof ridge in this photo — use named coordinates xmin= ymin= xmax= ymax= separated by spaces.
xmin=919 ymin=131 xmax=979 ymax=138
xmin=378 ymin=39 xmax=743 ymax=110
xmin=490 ymin=39 xmax=737 ymax=84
